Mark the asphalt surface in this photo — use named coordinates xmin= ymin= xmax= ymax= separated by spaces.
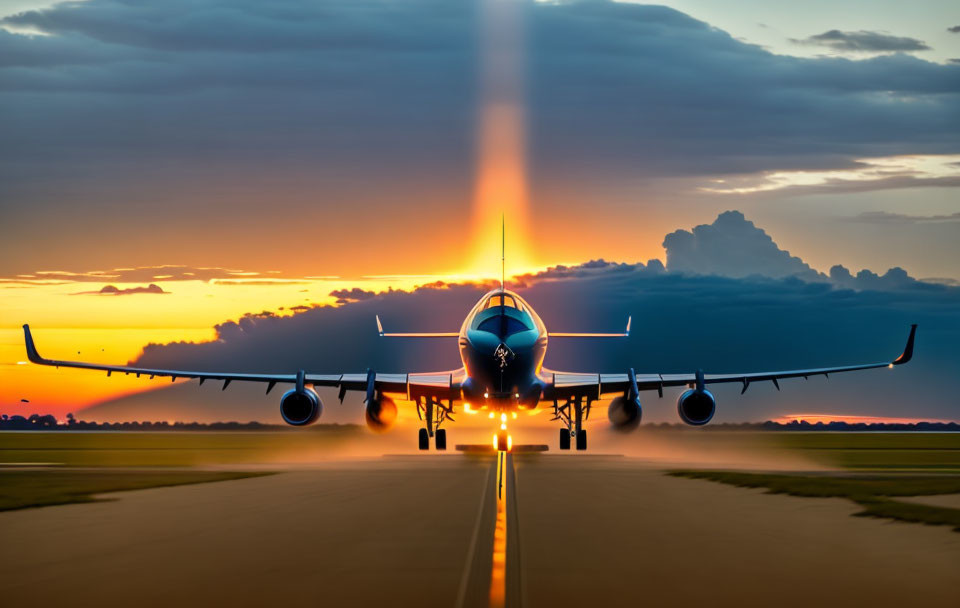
xmin=3 ymin=455 xmax=960 ymax=607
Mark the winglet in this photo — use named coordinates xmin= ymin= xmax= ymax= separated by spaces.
xmin=22 ymin=324 xmax=46 ymax=364
xmin=376 ymin=315 xmax=384 ymax=337
xmin=892 ymin=324 xmax=917 ymax=366
xmin=625 ymin=315 xmax=632 ymax=338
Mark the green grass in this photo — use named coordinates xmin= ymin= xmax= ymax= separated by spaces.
xmin=768 ymin=432 xmax=960 ymax=471
xmin=670 ymin=470 xmax=960 ymax=532
xmin=0 ymin=428 xmax=363 ymax=467
xmin=0 ymin=469 xmax=272 ymax=511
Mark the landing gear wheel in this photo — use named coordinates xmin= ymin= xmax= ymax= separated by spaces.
xmin=576 ymin=430 xmax=587 ymax=451
xmin=435 ymin=429 xmax=447 ymax=450
xmin=418 ymin=428 xmax=429 ymax=451
xmin=559 ymin=429 xmax=571 ymax=450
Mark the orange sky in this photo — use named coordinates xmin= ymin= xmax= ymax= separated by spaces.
xmin=0 ymin=272 xmax=491 ymax=415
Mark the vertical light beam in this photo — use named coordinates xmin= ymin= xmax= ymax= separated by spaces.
xmin=470 ymin=0 xmax=532 ymax=278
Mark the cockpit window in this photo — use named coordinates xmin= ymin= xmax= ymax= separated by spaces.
xmin=477 ymin=316 xmax=530 ymax=337
xmin=485 ymin=295 xmax=522 ymax=310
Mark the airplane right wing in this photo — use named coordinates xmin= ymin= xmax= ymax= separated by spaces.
xmin=543 ymin=324 xmax=917 ymax=401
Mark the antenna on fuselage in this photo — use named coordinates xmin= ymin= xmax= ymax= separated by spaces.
xmin=501 ymin=213 xmax=505 ymax=291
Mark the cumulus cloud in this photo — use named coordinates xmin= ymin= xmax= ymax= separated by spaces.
xmin=828 ymin=265 xmax=919 ymax=291
xmin=792 ymin=29 xmax=931 ymax=53
xmin=662 ymin=211 xmax=822 ymax=281
xmin=74 ymin=283 xmax=168 ymax=295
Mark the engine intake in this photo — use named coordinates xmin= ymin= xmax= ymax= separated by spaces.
xmin=607 ymin=396 xmax=642 ymax=431
xmin=280 ymin=388 xmax=322 ymax=426
xmin=365 ymin=395 xmax=398 ymax=432
xmin=677 ymin=388 xmax=716 ymax=426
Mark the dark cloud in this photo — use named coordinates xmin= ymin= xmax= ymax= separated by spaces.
xmin=846 ymin=211 xmax=960 ymax=223
xmin=662 ymin=211 xmax=822 ymax=281
xmin=330 ymin=287 xmax=377 ymax=305
xmin=792 ymin=30 xmax=931 ymax=52
xmin=0 ymin=0 xmax=957 ymax=201
xmin=84 ymin=257 xmax=959 ymax=424
xmin=659 ymin=211 xmax=941 ymax=290
xmin=79 ymin=211 xmax=959 ymax=423
xmin=75 ymin=283 xmax=168 ymax=295
xmin=948 ymin=26 xmax=960 ymax=34
xmin=828 ymin=265 xmax=918 ymax=291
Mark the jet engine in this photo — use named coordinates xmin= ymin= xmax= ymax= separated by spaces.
xmin=607 ymin=396 xmax=642 ymax=431
xmin=365 ymin=395 xmax=398 ymax=432
xmin=280 ymin=388 xmax=322 ymax=426
xmin=677 ymin=388 xmax=716 ymax=426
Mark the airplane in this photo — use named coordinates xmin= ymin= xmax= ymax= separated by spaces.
xmin=20 ymin=231 xmax=917 ymax=452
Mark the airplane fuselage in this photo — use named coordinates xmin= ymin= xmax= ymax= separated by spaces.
xmin=457 ymin=289 xmax=547 ymax=409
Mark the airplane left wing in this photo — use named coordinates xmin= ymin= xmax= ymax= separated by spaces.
xmin=23 ymin=324 xmax=462 ymax=402
xmin=544 ymin=324 xmax=917 ymax=401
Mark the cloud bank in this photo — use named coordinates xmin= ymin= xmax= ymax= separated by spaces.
xmin=85 ymin=212 xmax=960 ymax=424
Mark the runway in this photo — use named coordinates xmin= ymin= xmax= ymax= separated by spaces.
xmin=2 ymin=455 xmax=960 ymax=607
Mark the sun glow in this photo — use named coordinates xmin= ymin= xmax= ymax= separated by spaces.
xmin=469 ymin=0 xmax=534 ymax=278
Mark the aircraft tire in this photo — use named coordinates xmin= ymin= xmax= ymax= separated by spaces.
xmin=418 ymin=428 xmax=429 ymax=450
xmin=436 ymin=429 xmax=447 ymax=450
xmin=576 ymin=430 xmax=587 ymax=451
xmin=559 ymin=429 xmax=571 ymax=450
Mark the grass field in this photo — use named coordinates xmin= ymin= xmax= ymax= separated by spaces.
xmin=0 ymin=470 xmax=272 ymax=511
xmin=767 ymin=432 xmax=960 ymax=471
xmin=2 ymin=430 xmax=958 ymax=515
xmin=0 ymin=427 xmax=364 ymax=467
xmin=671 ymin=470 xmax=960 ymax=532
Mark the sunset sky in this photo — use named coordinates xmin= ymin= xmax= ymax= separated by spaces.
xmin=1 ymin=0 xmax=958 ymax=421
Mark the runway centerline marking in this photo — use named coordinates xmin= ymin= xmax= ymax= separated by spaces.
xmin=490 ymin=451 xmax=508 ymax=608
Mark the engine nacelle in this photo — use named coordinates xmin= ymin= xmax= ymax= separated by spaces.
xmin=365 ymin=395 xmax=398 ymax=433
xmin=677 ymin=388 xmax=716 ymax=426
xmin=280 ymin=388 xmax=322 ymax=426
xmin=607 ymin=396 xmax=642 ymax=431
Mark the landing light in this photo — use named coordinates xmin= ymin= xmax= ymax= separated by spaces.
xmin=464 ymin=403 xmax=476 ymax=414
xmin=507 ymin=435 xmax=512 ymax=451
xmin=484 ymin=392 xmax=489 ymax=399
xmin=500 ymin=413 xmax=507 ymax=422
xmin=511 ymin=412 xmax=517 ymax=419
xmin=514 ymin=393 xmax=519 ymax=398
xmin=500 ymin=423 xmax=507 ymax=430
xmin=888 ymin=363 xmax=894 ymax=369
xmin=493 ymin=433 xmax=499 ymax=450
xmin=489 ymin=412 xmax=495 ymax=419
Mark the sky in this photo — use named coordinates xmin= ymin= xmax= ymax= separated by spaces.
xmin=0 ymin=0 xmax=958 ymax=423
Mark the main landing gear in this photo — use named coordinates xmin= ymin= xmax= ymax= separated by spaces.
xmin=418 ymin=428 xmax=446 ymax=450
xmin=416 ymin=395 xmax=452 ymax=451
xmin=558 ymin=428 xmax=587 ymax=451
xmin=553 ymin=394 xmax=591 ymax=451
